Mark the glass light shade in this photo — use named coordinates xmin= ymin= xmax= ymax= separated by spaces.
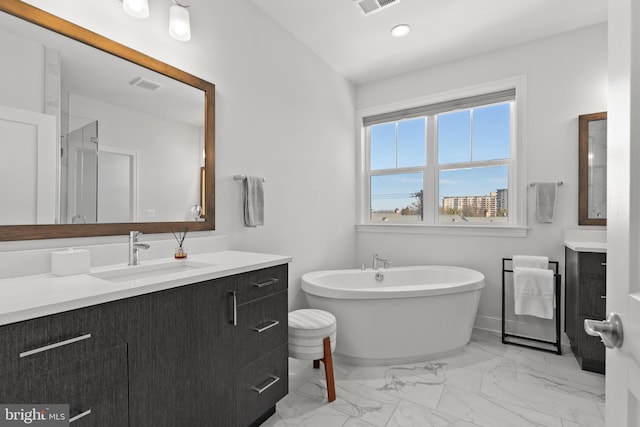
xmin=391 ymin=24 xmax=411 ymax=38
xmin=169 ymin=5 xmax=191 ymax=41
xmin=123 ymin=0 xmax=149 ymax=19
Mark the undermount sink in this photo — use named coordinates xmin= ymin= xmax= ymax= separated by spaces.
xmin=90 ymin=260 xmax=214 ymax=283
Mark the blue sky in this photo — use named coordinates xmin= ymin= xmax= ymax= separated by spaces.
xmin=370 ymin=103 xmax=510 ymax=211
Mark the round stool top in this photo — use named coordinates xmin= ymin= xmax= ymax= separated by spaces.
xmin=289 ymin=309 xmax=336 ymax=330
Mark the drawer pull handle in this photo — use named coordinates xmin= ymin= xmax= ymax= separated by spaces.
xmin=229 ymin=291 xmax=237 ymax=326
xmin=252 ymin=375 xmax=280 ymax=394
xmin=601 ymin=295 xmax=607 ymax=299
xmin=253 ymin=320 xmax=280 ymax=334
xmin=69 ymin=409 xmax=91 ymax=423
xmin=253 ymin=278 xmax=279 ymax=288
xmin=19 ymin=333 xmax=92 ymax=358
xmin=601 ymin=262 xmax=607 ymax=267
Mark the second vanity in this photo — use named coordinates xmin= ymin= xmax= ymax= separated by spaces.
xmin=564 ymin=237 xmax=607 ymax=374
xmin=0 ymin=250 xmax=291 ymax=426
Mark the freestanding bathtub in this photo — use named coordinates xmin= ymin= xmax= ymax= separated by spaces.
xmin=301 ymin=265 xmax=485 ymax=366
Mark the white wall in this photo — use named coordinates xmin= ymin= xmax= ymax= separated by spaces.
xmin=3 ymin=0 xmax=357 ymax=308
xmin=0 ymin=29 xmax=44 ymax=112
xmin=356 ymin=23 xmax=608 ymax=340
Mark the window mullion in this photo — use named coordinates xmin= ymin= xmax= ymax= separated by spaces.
xmin=469 ymin=109 xmax=474 ymax=161
xmin=425 ymin=115 xmax=437 ymax=224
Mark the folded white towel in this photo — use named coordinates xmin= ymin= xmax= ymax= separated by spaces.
xmin=512 ymin=255 xmax=549 ymax=270
xmin=535 ymin=182 xmax=558 ymax=223
xmin=243 ymin=176 xmax=264 ymax=227
xmin=513 ymin=267 xmax=555 ymax=319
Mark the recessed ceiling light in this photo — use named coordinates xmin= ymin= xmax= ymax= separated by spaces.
xmin=391 ymin=24 xmax=411 ymax=38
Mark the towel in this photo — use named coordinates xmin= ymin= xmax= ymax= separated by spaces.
xmin=535 ymin=182 xmax=557 ymax=223
xmin=243 ymin=176 xmax=264 ymax=227
xmin=513 ymin=267 xmax=555 ymax=319
xmin=512 ymin=255 xmax=548 ymax=270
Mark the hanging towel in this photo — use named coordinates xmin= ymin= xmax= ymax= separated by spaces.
xmin=535 ymin=182 xmax=558 ymax=223
xmin=243 ymin=176 xmax=264 ymax=227
xmin=512 ymin=255 xmax=549 ymax=270
xmin=513 ymin=267 xmax=555 ymax=319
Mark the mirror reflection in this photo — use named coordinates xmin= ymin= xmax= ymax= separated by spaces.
xmin=0 ymin=9 xmax=205 ymax=225
xmin=578 ymin=112 xmax=607 ymax=226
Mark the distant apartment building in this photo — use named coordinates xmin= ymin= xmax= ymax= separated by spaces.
xmin=442 ymin=189 xmax=508 ymax=217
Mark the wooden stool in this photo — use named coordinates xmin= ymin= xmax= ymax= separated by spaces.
xmin=288 ymin=309 xmax=337 ymax=402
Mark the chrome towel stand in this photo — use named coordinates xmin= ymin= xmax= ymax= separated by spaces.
xmin=501 ymin=258 xmax=562 ymax=355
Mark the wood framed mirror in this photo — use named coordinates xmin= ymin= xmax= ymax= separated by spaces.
xmin=0 ymin=0 xmax=215 ymax=241
xmin=578 ymin=112 xmax=606 ymax=226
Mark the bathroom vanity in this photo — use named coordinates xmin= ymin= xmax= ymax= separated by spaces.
xmin=564 ymin=243 xmax=606 ymax=374
xmin=0 ymin=251 xmax=290 ymax=426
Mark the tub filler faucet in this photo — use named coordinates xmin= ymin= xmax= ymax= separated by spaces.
xmin=129 ymin=231 xmax=150 ymax=266
xmin=372 ymin=253 xmax=390 ymax=270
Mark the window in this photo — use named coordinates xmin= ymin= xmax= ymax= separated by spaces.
xmin=361 ymin=85 xmax=522 ymax=230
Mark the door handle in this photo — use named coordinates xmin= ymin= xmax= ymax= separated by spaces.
xmin=584 ymin=312 xmax=624 ymax=349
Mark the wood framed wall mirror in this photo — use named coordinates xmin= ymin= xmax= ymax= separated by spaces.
xmin=0 ymin=0 xmax=215 ymax=241
xmin=578 ymin=112 xmax=607 ymax=226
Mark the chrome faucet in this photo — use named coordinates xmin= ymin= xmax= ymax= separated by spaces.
xmin=129 ymin=231 xmax=150 ymax=266
xmin=372 ymin=253 xmax=390 ymax=270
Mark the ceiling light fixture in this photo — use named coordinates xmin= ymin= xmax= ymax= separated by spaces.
xmin=169 ymin=0 xmax=191 ymax=41
xmin=391 ymin=24 xmax=411 ymax=38
xmin=122 ymin=0 xmax=150 ymax=19
xmin=119 ymin=0 xmax=192 ymax=41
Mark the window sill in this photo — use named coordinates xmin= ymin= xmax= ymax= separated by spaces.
xmin=356 ymin=223 xmax=529 ymax=237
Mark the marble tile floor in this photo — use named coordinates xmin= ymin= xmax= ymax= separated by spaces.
xmin=263 ymin=329 xmax=605 ymax=427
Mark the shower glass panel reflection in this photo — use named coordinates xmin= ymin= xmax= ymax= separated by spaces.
xmin=65 ymin=120 xmax=98 ymax=224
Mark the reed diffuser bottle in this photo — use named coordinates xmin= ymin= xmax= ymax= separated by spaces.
xmin=172 ymin=228 xmax=188 ymax=259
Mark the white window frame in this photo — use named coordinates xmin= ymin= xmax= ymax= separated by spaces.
xmin=356 ymin=76 xmax=528 ymax=237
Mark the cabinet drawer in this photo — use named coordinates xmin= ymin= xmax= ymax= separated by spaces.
xmin=0 ymin=347 xmax=128 ymax=426
xmin=578 ymin=252 xmax=606 ymax=275
xmin=578 ymin=273 xmax=607 ymax=317
xmin=237 ymin=343 xmax=288 ymax=427
xmin=235 ymin=291 xmax=288 ymax=369
xmin=0 ymin=300 xmax=127 ymax=386
xmin=577 ymin=315 xmax=606 ymax=374
xmin=236 ymin=264 xmax=288 ymax=305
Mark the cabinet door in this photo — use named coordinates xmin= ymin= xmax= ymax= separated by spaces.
xmin=128 ymin=277 xmax=236 ymax=427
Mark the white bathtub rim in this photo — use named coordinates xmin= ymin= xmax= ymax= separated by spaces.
xmin=302 ymin=265 xmax=485 ymax=300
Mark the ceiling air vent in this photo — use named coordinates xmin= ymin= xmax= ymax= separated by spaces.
xmin=129 ymin=77 xmax=163 ymax=91
xmin=353 ymin=0 xmax=399 ymax=16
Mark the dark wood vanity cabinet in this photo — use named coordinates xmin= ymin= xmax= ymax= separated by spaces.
xmin=0 ymin=263 xmax=289 ymax=427
xmin=565 ymin=247 xmax=606 ymax=373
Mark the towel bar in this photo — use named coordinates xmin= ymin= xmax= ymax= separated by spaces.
xmin=234 ymin=174 xmax=265 ymax=182
xmin=501 ymin=258 xmax=562 ymax=355
xmin=529 ymin=181 xmax=563 ymax=187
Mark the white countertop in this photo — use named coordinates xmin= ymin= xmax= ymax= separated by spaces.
xmin=0 ymin=250 xmax=291 ymax=326
xmin=564 ymin=241 xmax=607 ymax=253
